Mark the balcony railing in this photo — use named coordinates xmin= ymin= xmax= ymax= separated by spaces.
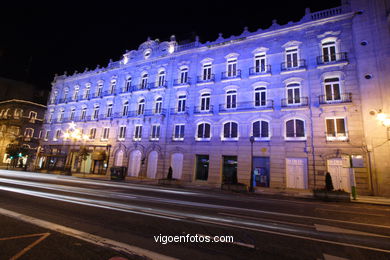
xmin=219 ymin=100 xmax=274 ymax=112
xmin=249 ymin=65 xmax=271 ymax=76
xmin=173 ymin=77 xmax=191 ymax=86
xmin=103 ymin=90 xmax=117 ymax=96
xmin=317 ymin=52 xmax=348 ymax=65
xmin=281 ymin=59 xmax=306 ymax=71
xmin=149 ymin=81 xmax=168 ymax=90
xmin=170 ymin=107 xmax=188 ymax=115
xmin=197 ymin=74 xmax=215 ymax=84
xmin=319 ymin=93 xmax=352 ymax=104
xmin=221 ymin=69 xmax=241 ymax=80
xmin=193 ymin=105 xmax=214 ymax=114
xmin=281 ymin=97 xmax=309 ymax=107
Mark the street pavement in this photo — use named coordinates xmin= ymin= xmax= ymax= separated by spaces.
xmin=0 ymin=170 xmax=389 ymax=260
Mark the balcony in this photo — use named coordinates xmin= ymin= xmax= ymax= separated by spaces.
xmin=125 ymin=109 xmax=167 ymax=118
xmin=317 ymin=52 xmax=348 ymax=66
xmin=319 ymin=93 xmax=352 ymax=105
xmin=325 ymin=131 xmax=349 ymax=142
xmin=173 ymin=77 xmax=191 ymax=87
xmin=196 ymin=74 xmax=215 ymax=84
xmin=281 ymin=60 xmax=306 ymax=72
xmin=218 ymin=100 xmax=274 ymax=113
xmin=281 ymin=97 xmax=309 ymax=108
xmin=118 ymin=86 xmax=133 ymax=94
xmin=132 ymin=83 xmax=150 ymax=92
xmin=170 ymin=107 xmax=188 ymax=115
xmin=103 ymin=90 xmax=116 ymax=97
xmin=193 ymin=105 xmax=214 ymax=114
xmin=249 ymin=65 xmax=271 ymax=77
xmin=149 ymin=81 xmax=168 ymax=90
xmin=221 ymin=69 xmax=241 ymax=81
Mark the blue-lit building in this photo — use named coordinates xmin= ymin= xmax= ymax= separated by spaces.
xmin=39 ymin=0 xmax=390 ymax=196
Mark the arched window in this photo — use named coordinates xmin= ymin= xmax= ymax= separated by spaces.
xmin=81 ymin=106 xmax=87 ymax=120
xmin=254 ymin=87 xmax=266 ymax=107
xmin=140 ymin=73 xmax=148 ymax=89
xmin=285 ymin=119 xmax=305 ymax=139
xmin=109 ymin=79 xmax=117 ymax=94
xmin=73 ymin=86 xmax=79 ymax=101
xmin=226 ymin=90 xmax=237 ymax=109
xmin=252 ymin=120 xmax=270 ymax=139
xmin=179 ymin=67 xmax=189 ymax=84
xmin=70 ymin=107 xmax=76 ymax=121
xmin=125 ymin=76 xmax=132 ymax=92
xmin=154 ymin=97 xmax=163 ymax=114
xmin=196 ymin=123 xmax=211 ymax=140
xmin=223 ymin=121 xmax=238 ymax=140
xmin=84 ymin=84 xmax=91 ymax=99
xmin=92 ymin=104 xmax=100 ymax=120
xmin=157 ymin=70 xmax=166 ymax=87
xmin=137 ymin=99 xmax=145 ymax=115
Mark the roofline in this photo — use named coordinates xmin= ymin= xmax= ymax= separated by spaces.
xmin=0 ymin=99 xmax=47 ymax=108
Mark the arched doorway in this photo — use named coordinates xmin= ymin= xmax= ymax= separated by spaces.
xmin=115 ymin=149 xmax=124 ymax=166
xmin=171 ymin=153 xmax=183 ymax=179
xmin=147 ymin=151 xmax=158 ymax=179
xmin=128 ymin=150 xmax=141 ymax=177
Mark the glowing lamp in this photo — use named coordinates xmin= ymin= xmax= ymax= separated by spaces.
xmin=63 ymin=132 xmax=70 ymax=139
xmin=383 ymin=118 xmax=390 ymax=127
xmin=376 ymin=112 xmax=387 ymax=122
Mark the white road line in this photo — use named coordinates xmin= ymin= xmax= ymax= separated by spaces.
xmin=314 ymin=224 xmax=390 ymax=238
xmin=315 ymin=208 xmax=386 ymax=217
xmin=0 ymin=208 xmax=177 ymax=260
xmin=195 ymin=218 xmax=390 ymax=254
xmin=219 ymin=212 xmax=314 ymax=228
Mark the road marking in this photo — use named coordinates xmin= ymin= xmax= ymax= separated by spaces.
xmin=0 ymin=233 xmax=50 ymax=260
xmin=0 ymin=208 xmax=177 ymax=260
xmin=219 ymin=212 xmax=314 ymax=228
xmin=195 ymin=218 xmax=390 ymax=254
xmin=315 ymin=208 xmax=386 ymax=217
xmin=314 ymin=224 xmax=390 ymax=238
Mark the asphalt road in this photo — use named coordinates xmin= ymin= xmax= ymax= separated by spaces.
xmin=0 ymin=170 xmax=389 ymax=260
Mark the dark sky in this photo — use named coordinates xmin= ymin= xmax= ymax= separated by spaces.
xmin=0 ymin=1 xmax=341 ymax=90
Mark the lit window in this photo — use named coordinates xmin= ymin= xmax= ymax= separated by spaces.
xmin=89 ymin=128 xmax=96 ymax=140
xmin=24 ymin=128 xmax=34 ymax=138
xmin=326 ymin=118 xmax=348 ymax=141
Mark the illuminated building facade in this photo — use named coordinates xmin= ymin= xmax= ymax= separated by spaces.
xmin=40 ymin=0 xmax=390 ymax=196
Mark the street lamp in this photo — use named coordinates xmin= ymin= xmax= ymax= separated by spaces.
xmin=249 ymin=136 xmax=255 ymax=192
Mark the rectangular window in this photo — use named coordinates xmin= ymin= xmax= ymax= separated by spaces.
xmin=54 ymin=129 xmax=61 ymax=141
xmin=102 ymin=127 xmax=110 ymax=140
xmin=253 ymin=121 xmax=269 ymax=139
xmin=285 ymin=48 xmax=298 ymax=68
xmin=150 ymin=125 xmax=160 ymax=140
xmin=81 ymin=109 xmax=87 ymax=120
xmin=202 ymin=63 xmax=212 ymax=81
xmin=44 ymin=130 xmax=50 ymax=141
xmin=118 ymin=126 xmax=126 ymax=140
xmin=254 ymin=53 xmax=266 ymax=72
xmin=195 ymin=155 xmax=209 ymax=181
xmin=134 ymin=125 xmax=142 ymax=141
xmin=173 ymin=124 xmax=185 ymax=140
xmin=227 ymin=59 xmax=237 ymax=77
xmin=106 ymin=104 xmax=113 ymax=117
xmin=29 ymin=111 xmax=37 ymax=122
xmin=324 ymin=78 xmax=341 ymax=101
xmin=326 ymin=118 xmax=347 ymax=140
xmin=89 ymin=128 xmax=96 ymax=140
xmin=24 ymin=128 xmax=34 ymax=138
xmin=177 ymin=96 xmax=186 ymax=113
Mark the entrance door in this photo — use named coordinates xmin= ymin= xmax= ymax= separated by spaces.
xmin=128 ymin=150 xmax=141 ymax=177
xmin=327 ymin=158 xmax=351 ymax=192
xmin=286 ymin=158 xmax=307 ymax=189
xmin=222 ymin=156 xmax=238 ymax=184
xmin=171 ymin=153 xmax=183 ymax=179
xmin=147 ymin=151 xmax=158 ymax=179
xmin=253 ymin=157 xmax=270 ymax=187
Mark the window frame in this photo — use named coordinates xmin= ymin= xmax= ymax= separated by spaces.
xmin=251 ymin=120 xmax=271 ymax=140
xmin=196 ymin=122 xmax=211 ymax=141
xmin=284 ymin=118 xmax=306 ymax=141
xmin=221 ymin=121 xmax=239 ymax=141
xmin=325 ymin=117 xmax=348 ymax=141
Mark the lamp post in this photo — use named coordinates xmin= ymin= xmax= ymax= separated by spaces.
xmin=249 ymin=136 xmax=255 ymax=192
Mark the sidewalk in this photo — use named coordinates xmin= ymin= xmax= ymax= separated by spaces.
xmin=352 ymin=195 xmax=390 ymax=206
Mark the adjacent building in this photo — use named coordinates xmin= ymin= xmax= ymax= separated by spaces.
xmin=39 ymin=0 xmax=390 ymax=196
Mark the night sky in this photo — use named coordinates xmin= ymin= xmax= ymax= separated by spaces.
xmin=0 ymin=1 xmax=341 ymax=90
